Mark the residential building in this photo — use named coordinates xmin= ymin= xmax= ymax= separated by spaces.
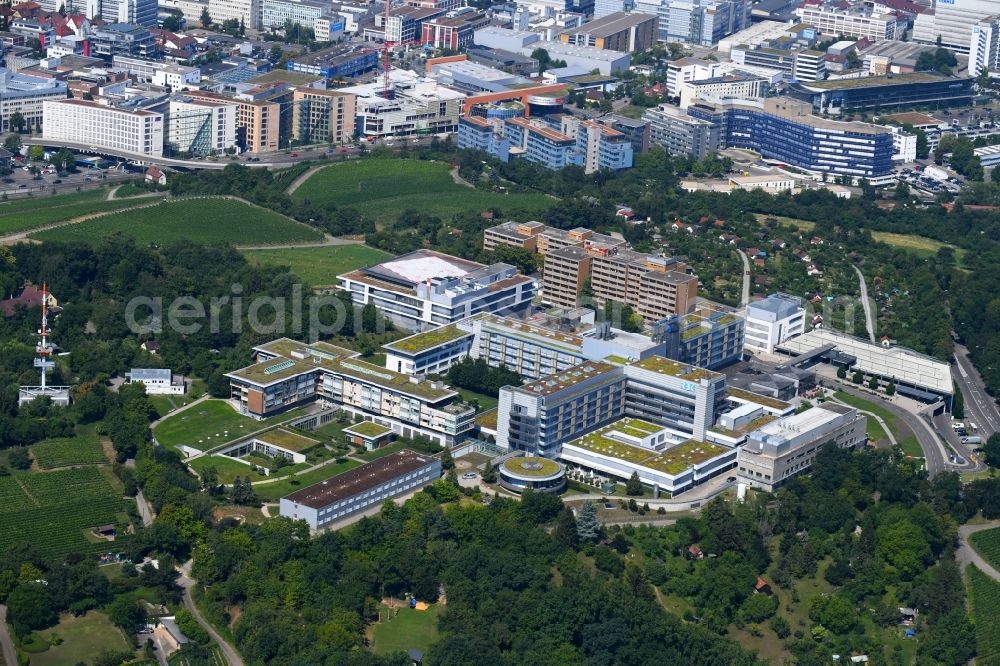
xmin=666 ymin=56 xmax=722 ymax=97
xmin=792 ymin=50 xmax=826 ymax=82
xmin=575 ymin=119 xmax=634 ymax=172
xmin=970 ymin=16 xmax=1000 ymax=75
xmin=280 ymin=450 xmax=441 ymax=529
xmin=421 ymin=10 xmax=490 ymax=50
xmin=0 ymin=68 xmax=66 ymax=132
xmin=340 ymin=69 xmax=463 ymax=138
xmin=598 ymin=114 xmax=649 ymax=153
xmin=89 ymin=23 xmax=158 ymax=61
xmin=505 ymin=116 xmax=578 ymax=169
xmin=589 ymin=250 xmax=698 ymax=321
xmin=643 ymin=103 xmax=720 ymax=158
xmin=208 ymin=0 xmax=261 ymax=30
xmin=559 ymin=11 xmax=657 ymax=52
xmin=787 ymin=73 xmax=975 ymax=115
xmin=151 ymin=64 xmax=200 ymax=89
xmin=42 ymin=98 xmax=164 ymax=156
xmin=227 ymin=338 xmax=476 ymax=444
xmin=125 ymin=368 xmax=185 ymax=395
xmin=794 ymin=5 xmax=904 ymax=41
xmin=744 ymin=293 xmax=804 ymax=354
xmin=166 ymin=97 xmax=237 ymax=156
xmin=182 ymin=87 xmax=287 ymax=153
xmin=687 ymin=97 xmax=895 ymax=179
xmin=736 ymin=403 xmax=866 ymax=492
xmin=912 ymin=0 xmax=997 ymax=54
xmin=338 ymin=249 xmax=536 ymax=331
xmin=677 ymin=73 xmax=766 ymax=109
xmin=261 ymin=0 xmax=326 ymax=33
xmin=291 ymin=87 xmax=355 ymax=144
xmin=543 ymin=246 xmax=592 ymax=309
xmin=889 ymin=125 xmax=917 ymax=162
xmin=457 ymin=115 xmax=511 ymax=159
xmin=634 ymin=0 xmax=749 ymax=46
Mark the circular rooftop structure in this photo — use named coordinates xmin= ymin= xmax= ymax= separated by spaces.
xmin=498 ymin=456 xmax=566 ymax=494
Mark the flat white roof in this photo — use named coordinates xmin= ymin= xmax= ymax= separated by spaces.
xmin=380 ymin=256 xmax=471 ymax=283
xmin=777 ymin=328 xmax=952 ymax=394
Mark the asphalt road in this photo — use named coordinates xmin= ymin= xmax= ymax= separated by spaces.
xmin=852 ymin=265 xmax=876 ymax=343
xmin=835 ymin=384 xmax=949 ymax=476
xmin=0 ymin=605 xmax=17 ymax=666
xmin=177 ymin=562 xmax=244 ymax=666
xmin=736 ymin=248 xmax=750 ymax=309
xmin=953 ymin=342 xmax=1000 ymax=440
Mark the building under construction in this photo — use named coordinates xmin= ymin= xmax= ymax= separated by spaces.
xmin=19 ymin=284 xmax=70 ymax=407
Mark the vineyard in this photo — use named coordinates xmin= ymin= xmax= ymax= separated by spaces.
xmin=30 ymin=197 xmax=324 ymax=246
xmin=0 ymin=468 xmax=133 ymax=559
xmin=30 ymin=434 xmax=108 ymax=469
xmin=968 ymin=565 xmax=1000 ymax=665
xmin=971 ymin=527 xmax=1000 ymax=571
xmin=0 ymin=189 xmax=139 ymax=235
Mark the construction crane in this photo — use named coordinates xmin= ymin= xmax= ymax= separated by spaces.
xmin=382 ymin=0 xmax=394 ymax=99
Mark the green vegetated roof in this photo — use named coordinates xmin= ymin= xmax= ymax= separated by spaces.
xmin=728 ymin=388 xmax=791 ymax=411
xmin=570 ymin=420 xmax=729 ymax=476
xmin=331 ymin=358 xmax=458 ymax=401
xmin=476 ymin=409 xmax=498 ymax=429
xmin=257 ymin=428 xmax=320 ymax=453
xmin=384 ymin=324 xmax=471 ymax=354
xmin=631 ymin=356 xmax=720 ymax=382
xmin=603 ymin=354 xmax=631 ymax=365
xmin=501 ymin=456 xmax=562 ymax=478
xmin=344 ymin=421 xmax=394 ymax=438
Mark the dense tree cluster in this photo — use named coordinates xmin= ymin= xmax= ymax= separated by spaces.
xmin=445 ymin=357 xmax=522 ymax=396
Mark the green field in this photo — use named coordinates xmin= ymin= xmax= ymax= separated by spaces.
xmin=0 ymin=467 xmax=132 ymax=559
xmin=254 ymin=458 xmax=362 ymax=501
xmin=32 ymin=611 xmax=132 ymax=666
xmin=292 ymin=159 xmax=554 ymax=223
xmin=456 ymin=387 xmax=499 ymax=412
xmin=30 ymin=197 xmax=323 ymax=246
xmin=832 ymin=392 xmax=914 ymax=450
xmin=188 ymin=454 xmax=256 ymax=484
xmin=972 ymin=527 xmax=1000 ymax=572
xmin=371 ymin=603 xmax=443 ymax=656
xmin=242 ymin=244 xmax=392 ymax=287
xmin=30 ymin=432 xmax=108 ymax=469
xmin=872 ymin=231 xmax=966 ymax=265
xmin=152 ymin=400 xmax=311 ymax=453
xmin=968 ymin=565 xmax=1000 ymax=666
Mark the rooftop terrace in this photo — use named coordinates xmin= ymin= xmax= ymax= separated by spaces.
xmin=343 ymin=421 xmax=394 ymax=438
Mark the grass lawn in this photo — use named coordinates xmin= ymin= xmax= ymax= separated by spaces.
xmin=242 ymin=244 xmax=391 ymax=287
xmin=188 ymin=454 xmax=255 ymax=484
xmin=30 ymin=197 xmax=323 ymax=246
xmin=456 ymin=387 xmax=499 ymax=412
xmin=354 ymin=441 xmax=412 ymax=461
xmin=291 ymin=159 xmax=554 ymax=223
xmin=32 ymin=611 xmax=132 ymax=666
xmin=149 ymin=380 xmax=207 ymax=418
xmin=254 ymin=458 xmax=362 ymax=501
xmin=871 ymin=231 xmax=966 ymax=266
xmin=971 ymin=527 xmax=1000 ymax=572
xmin=832 ymin=392 xmax=910 ymax=442
xmin=967 ymin=565 xmax=1000 ymax=665
xmin=753 ymin=213 xmax=816 ymax=232
xmin=371 ymin=603 xmax=442 ymax=656
xmin=153 ymin=400 xmax=310 ymax=453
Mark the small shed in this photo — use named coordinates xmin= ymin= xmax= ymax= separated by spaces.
xmin=343 ymin=421 xmax=395 ymax=451
xmin=687 ymin=544 xmax=704 ymax=560
xmin=754 ymin=576 xmax=771 ymax=595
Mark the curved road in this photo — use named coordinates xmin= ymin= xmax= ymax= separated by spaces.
xmin=177 ymin=562 xmax=244 ymax=666
xmin=0 ymin=605 xmax=17 ymax=666
xmin=958 ymin=522 xmax=1000 ymax=581
xmin=736 ymin=249 xmax=750 ymax=309
xmin=852 ymin=265 xmax=876 ymax=343
xmin=953 ymin=341 xmax=1000 ymax=438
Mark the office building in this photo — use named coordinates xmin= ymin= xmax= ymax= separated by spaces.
xmin=666 ymin=57 xmax=722 ymax=97
xmin=166 ymin=97 xmax=237 ymax=156
xmin=457 ymin=115 xmax=511 ymax=158
xmin=788 ymin=73 xmax=975 ymax=115
xmin=792 ymin=50 xmax=826 ymax=82
xmin=643 ymin=103 xmax=720 ymax=158
xmin=227 ymin=338 xmax=476 ymax=444
xmin=182 ymin=85 xmax=287 ymax=153
xmin=634 ymin=0 xmax=749 ymax=46
xmin=280 ymin=450 xmax=441 ymax=529
xmin=970 ymin=16 xmax=1000 ymax=75
xmin=43 ymin=98 xmax=164 ymax=156
xmin=744 ymin=293 xmax=805 ymax=354
xmin=794 ymin=6 xmax=904 ymax=41
xmin=261 ymin=0 xmax=326 ymax=32
xmin=515 ymin=40 xmax=631 ymax=75
xmin=287 ymin=45 xmax=379 ymax=80
xmin=208 ymin=0 xmax=261 ymax=30
xmin=339 ymin=69 xmax=464 ymax=138
xmin=421 ymin=11 xmax=490 ymax=50
xmin=677 ymin=73 xmax=766 ymax=109
xmin=913 ymin=0 xmax=997 ymax=54
xmin=0 ymin=69 xmax=66 ymax=132
xmin=291 ymin=87 xmax=355 ymax=144
xmin=504 ymin=116 xmax=578 ymax=169
xmin=687 ymin=97 xmax=895 ymax=179
xmin=559 ymin=11 xmax=657 ymax=52
xmin=736 ymin=403 xmax=866 ymax=492
xmin=657 ymin=305 xmax=745 ymax=370
xmin=338 ymin=249 xmax=536 ymax=331
xmin=114 ymin=0 xmax=158 ymax=27
xmin=598 ymin=114 xmax=649 ymax=154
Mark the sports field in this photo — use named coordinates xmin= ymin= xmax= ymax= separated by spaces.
xmin=242 ymin=244 xmax=391 ymax=287
xmin=291 ymin=159 xmax=554 ymax=223
xmin=371 ymin=603 xmax=442 ymax=656
xmin=0 ymin=467 xmax=132 ymax=558
xmin=30 ymin=197 xmax=323 ymax=246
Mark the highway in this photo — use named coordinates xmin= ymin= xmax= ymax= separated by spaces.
xmin=953 ymin=341 xmax=1000 ymax=439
